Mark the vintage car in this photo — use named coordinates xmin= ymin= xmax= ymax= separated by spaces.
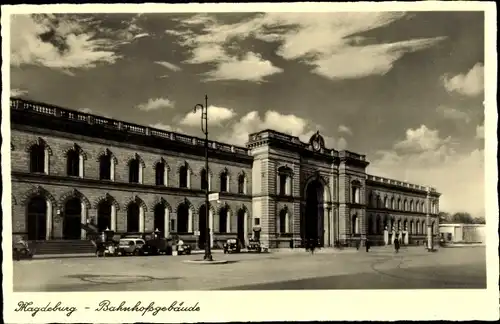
xmin=94 ymin=229 xmax=120 ymax=257
xmin=223 ymin=238 xmax=241 ymax=254
xmin=118 ymin=238 xmax=146 ymax=256
xmin=247 ymin=238 xmax=263 ymax=253
xmin=176 ymin=241 xmax=192 ymax=255
xmin=13 ymin=240 xmax=34 ymax=261
xmin=140 ymin=231 xmax=174 ymax=255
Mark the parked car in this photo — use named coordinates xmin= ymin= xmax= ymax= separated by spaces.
xmin=141 ymin=231 xmax=174 ymax=255
xmin=247 ymin=238 xmax=262 ymax=253
xmin=118 ymin=238 xmax=146 ymax=256
xmin=13 ymin=240 xmax=33 ymax=261
xmin=223 ymin=238 xmax=241 ymax=254
xmin=176 ymin=240 xmax=192 ymax=255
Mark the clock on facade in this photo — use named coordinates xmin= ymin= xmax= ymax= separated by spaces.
xmin=309 ymin=130 xmax=324 ymax=152
xmin=312 ymin=139 xmax=321 ymax=151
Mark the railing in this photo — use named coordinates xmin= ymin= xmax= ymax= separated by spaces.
xmin=11 ymin=98 xmax=250 ymax=156
xmin=366 ymin=174 xmax=434 ymax=191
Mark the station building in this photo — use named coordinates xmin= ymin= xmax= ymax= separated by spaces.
xmin=9 ymin=98 xmax=441 ymax=249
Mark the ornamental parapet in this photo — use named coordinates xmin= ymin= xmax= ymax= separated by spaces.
xmin=366 ymin=174 xmax=438 ymax=193
xmin=10 ymin=97 xmax=250 ymax=157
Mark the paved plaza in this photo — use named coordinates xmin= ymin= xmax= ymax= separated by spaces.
xmin=13 ymin=246 xmax=486 ymax=291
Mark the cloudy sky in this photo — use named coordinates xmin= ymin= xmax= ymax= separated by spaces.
xmin=9 ymin=11 xmax=485 ymax=216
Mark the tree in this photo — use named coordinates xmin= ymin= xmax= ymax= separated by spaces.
xmin=439 ymin=212 xmax=452 ymax=223
xmin=451 ymin=212 xmax=475 ymax=224
xmin=473 ymin=216 xmax=486 ymax=224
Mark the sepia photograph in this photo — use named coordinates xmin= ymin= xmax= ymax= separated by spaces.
xmin=2 ymin=2 xmax=498 ymax=322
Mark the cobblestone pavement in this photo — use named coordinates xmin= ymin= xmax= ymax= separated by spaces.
xmin=12 ymin=246 xmax=486 ymax=291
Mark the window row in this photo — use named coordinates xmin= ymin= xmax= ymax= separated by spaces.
xmin=24 ymin=194 xmax=250 ymax=241
xmin=27 ymin=142 xmax=248 ymax=194
xmin=351 ymin=214 xmax=437 ymax=235
xmin=368 ymin=193 xmax=427 ymax=213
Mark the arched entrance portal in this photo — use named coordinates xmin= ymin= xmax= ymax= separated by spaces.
xmin=154 ymin=204 xmax=165 ymax=233
xmin=97 ymin=200 xmax=112 ymax=232
xmin=27 ymin=196 xmax=47 ymax=241
xmin=237 ymin=209 xmax=245 ymax=247
xmin=303 ymin=179 xmax=325 ymax=247
xmin=63 ymin=198 xmax=82 ymax=239
xmin=127 ymin=202 xmax=140 ymax=233
xmin=198 ymin=205 xmax=208 ymax=249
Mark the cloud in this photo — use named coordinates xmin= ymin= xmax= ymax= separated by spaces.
xmin=475 ymin=124 xmax=484 ymax=139
xmin=154 ymin=61 xmax=181 ymax=72
xmin=338 ymin=125 xmax=352 ymax=135
xmin=443 ymin=63 xmax=484 ymax=96
xmin=136 ymin=97 xmax=175 ymax=111
xmin=436 ymin=105 xmax=471 ymax=123
xmin=11 ymin=88 xmax=28 ymax=97
xmin=180 ymin=105 xmax=236 ymax=127
xmin=11 ymin=14 xmax=120 ymax=73
xmin=203 ymin=52 xmax=283 ymax=82
xmin=369 ymin=125 xmax=484 ymax=216
xmin=170 ymin=13 xmax=445 ymax=81
xmin=217 ymin=110 xmax=347 ymax=149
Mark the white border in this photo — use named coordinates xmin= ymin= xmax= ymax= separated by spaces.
xmin=2 ymin=2 xmax=498 ymax=322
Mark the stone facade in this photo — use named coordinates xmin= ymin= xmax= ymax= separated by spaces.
xmin=9 ymin=98 xmax=441 ymax=249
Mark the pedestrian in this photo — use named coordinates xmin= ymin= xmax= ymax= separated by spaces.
xmin=310 ymin=239 xmax=316 ymax=255
xmin=394 ymin=238 xmax=400 ymax=253
xmin=365 ymin=238 xmax=370 ymax=252
xmin=356 ymin=240 xmax=360 ymax=250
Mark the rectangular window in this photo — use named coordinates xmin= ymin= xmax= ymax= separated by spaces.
xmin=254 ymin=218 xmax=260 ymax=226
xmin=170 ymin=219 xmax=175 ymax=232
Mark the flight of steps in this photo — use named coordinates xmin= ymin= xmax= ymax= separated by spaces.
xmin=30 ymin=240 xmax=95 ymax=255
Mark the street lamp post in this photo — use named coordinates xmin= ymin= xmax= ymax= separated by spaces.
xmin=194 ymin=95 xmax=213 ymax=261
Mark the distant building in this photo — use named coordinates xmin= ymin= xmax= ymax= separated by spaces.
xmin=439 ymin=224 xmax=486 ymax=244
xmin=10 ymin=98 xmax=441 ymax=250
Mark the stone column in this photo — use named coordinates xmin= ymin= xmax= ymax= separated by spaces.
xmin=227 ymin=175 xmax=231 ymax=193
xmin=188 ymin=209 xmax=193 ymax=232
xmin=187 ymin=171 xmax=191 ymax=188
xmin=46 ymin=200 xmax=52 ymax=240
xmin=164 ymin=208 xmax=170 ymax=234
xmin=209 ymin=209 xmax=214 ymax=247
xmin=139 ymin=206 xmax=145 ymax=233
xmin=79 ymin=155 xmax=84 ymax=178
xmin=138 ymin=165 xmax=143 ymax=184
xmin=244 ymin=211 xmax=249 ymax=244
xmin=110 ymin=160 xmax=115 ymax=181
xmin=44 ymin=148 xmax=50 ymax=174
xmin=80 ymin=201 xmax=87 ymax=239
xmin=226 ymin=210 xmax=231 ymax=233
xmin=383 ymin=227 xmax=389 ymax=245
xmin=111 ymin=204 xmax=116 ymax=231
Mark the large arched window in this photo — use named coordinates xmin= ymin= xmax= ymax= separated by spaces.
xmin=376 ymin=216 xmax=381 ymax=234
xmin=220 ymin=169 xmax=229 ymax=193
xmin=155 ymin=160 xmax=167 ymax=186
xmin=368 ymin=192 xmax=373 ymax=207
xmin=367 ymin=216 xmax=373 ymax=235
xmin=416 ymin=220 xmax=420 ymax=234
xmin=391 ymin=197 xmax=396 ymax=209
xmin=376 ymin=195 xmax=382 ymax=208
xmin=29 ymin=143 xmax=47 ymax=174
xmin=127 ymin=202 xmax=140 ymax=233
xmin=409 ymin=200 xmax=414 ymax=212
xmin=200 ymin=168 xmax=209 ymax=191
xmin=97 ymin=199 xmax=112 ymax=232
xmin=128 ymin=154 xmax=143 ymax=184
xmin=383 ymin=196 xmax=388 ymax=209
xmin=177 ymin=202 xmax=190 ymax=233
xmin=397 ymin=198 xmax=402 ymax=210
xmin=66 ymin=147 xmax=80 ymax=177
xmin=179 ymin=163 xmax=190 ymax=188
xmin=278 ymin=166 xmax=293 ymax=196
xmin=99 ymin=149 xmax=114 ymax=181
xmin=403 ymin=199 xmax=408 ymax=211
xmin=351 ymin=180 xmax=361 ymax=204
xmin=238 ymin=173 xmax=247 ymax=194
xmin=26 ymin=196 xmax=47 ymax=240
xmin=218 ymin=205 xmax=229 ymax=233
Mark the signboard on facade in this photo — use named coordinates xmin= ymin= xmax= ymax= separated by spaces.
xmin=208 ymin=193 xmax=219 ymax=202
